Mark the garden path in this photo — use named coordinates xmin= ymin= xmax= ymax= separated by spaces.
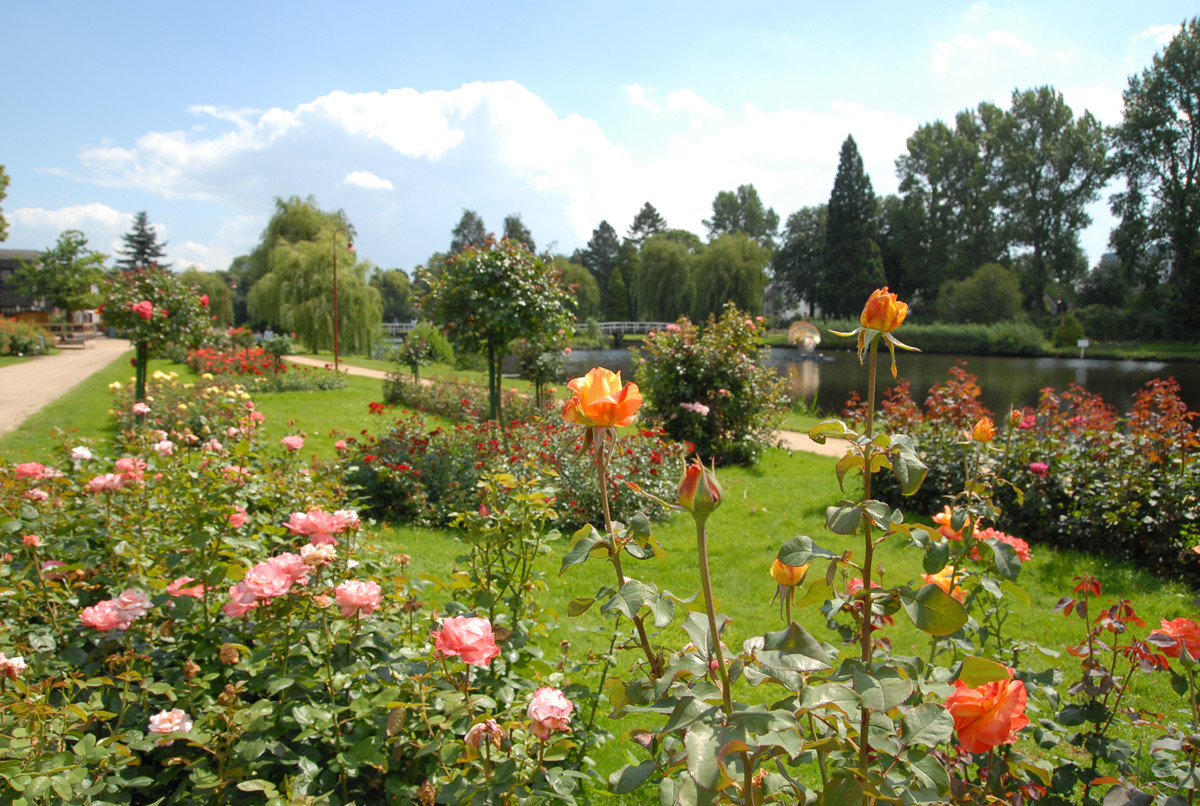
xmin=283 ymin=356 xmax=845 ymax=458
xmin=0 ymin=337 xmax=132 ymax=437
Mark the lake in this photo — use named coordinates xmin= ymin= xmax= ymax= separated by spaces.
xmin=541 ymin=347 xmax=1200 ymax=416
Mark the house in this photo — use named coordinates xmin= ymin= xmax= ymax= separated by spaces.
xmin=0 ymin=249 xmax=49 ymax=321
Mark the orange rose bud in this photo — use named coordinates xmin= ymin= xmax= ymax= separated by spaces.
xmin=971 ymin=417 xmax=995 ymax=443
xmin=1009 ymin=408 xmax=1022 ymax=428
xmin=561 ymin=368 xmax=642 ymax=428
xmin=678 ymin=458 xmax=722 ymax=519
xmin=859 ymin=287 xmax=908 ymax=333
xmin=770 ymin=558 xmax=809 ymax=587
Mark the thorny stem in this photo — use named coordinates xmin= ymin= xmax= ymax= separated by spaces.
xmin=595 ymin=429 xmax=661 ymax=678
xmin=858 ymin=338 xmax=879 ymax=780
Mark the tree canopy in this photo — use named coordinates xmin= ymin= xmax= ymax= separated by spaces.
xmin=822 ymin=136 xmax=886 ymax=316
xmin=14 ymin=230 xmax=107 ymax=317
xmin=628 ymin=202 xmax=667 ymax=245
xmin=502 ymin=214 xmax=535 ymax=253
xmin=450 ymin=209 xmax=487 ymax=254
xmin=115 ymin=212 xmax=170 ymax=271
xmin=703 ymin=184 xmax=779 ymax=248
xmin=0 ymin=165 xmax=9 ymax=242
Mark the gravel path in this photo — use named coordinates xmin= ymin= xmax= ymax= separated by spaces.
xmin=285 ymin=356 xmax=846 ymax=458
xmin=0 ymin=338 xmax=132 ymax=437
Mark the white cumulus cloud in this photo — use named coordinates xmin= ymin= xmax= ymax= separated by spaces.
xmin=343 ymin=170 xmax=394 ymax=190
xmin=666 ymin=89 xmax=723 ymax=131
xmin=622 ymin=83 xmax=659 ymax=111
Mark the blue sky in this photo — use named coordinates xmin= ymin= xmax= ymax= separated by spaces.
xmin=3 ymin=1 xmax=1194 ymax=275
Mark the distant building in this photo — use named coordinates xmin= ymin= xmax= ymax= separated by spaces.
xmin=0 ymin=249 xmax=49 ymax=321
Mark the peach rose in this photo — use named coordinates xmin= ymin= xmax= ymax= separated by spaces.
xmin=335 ymin=580 xmax=382 ymax=618
xmin=80 ymin=600 xmax=129 ymax=632
xmin=147 ymin=708 xmax=193 ymax=746
xmin=561 ymin=368 xmax=642 ymax=428
xmin=528 ymin=686 xmax=574 ymax=740
xmin=433 ymin=616 xmax=500 ymax=667
xmin=859 ymin=287 xmax=907 ymax=332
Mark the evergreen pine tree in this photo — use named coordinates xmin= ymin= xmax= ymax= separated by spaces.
xmin=116 ymin=211 xmax=171 ymax=271
xmin=822 ymin=136 xmax=886 ymax=316
xmin=605 ymin=265 xmax=629 ymax=320
xmin=628 ymin=202 xmax=667 ymax=245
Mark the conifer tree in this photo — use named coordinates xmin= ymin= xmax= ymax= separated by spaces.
xmin=115 ymin=212 xmax=171 ymax=271
xmin=821 ymin=136 xmax=886 ymax=316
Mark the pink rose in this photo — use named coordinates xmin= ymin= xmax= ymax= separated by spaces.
xmin=70 ymin=446 xmax=94 ymax=462
xmin=280 ymin=435 xmax=304 ymax=451
xmin=132 ymin=402 xmax=151 ymax=415
xmin=25 ymin=488 xmax=49 ymax=502
xmin=153 ymin=439 xmax=174 ymax=457
xmin=527 ymin=686 xmax=574 ymax=740
xmin=15 ymin=462 xmax=48 ymax=479
xmin=86 ymin=473 xmax=124 ymax=493
xmin=222 ymin=466 xmax=250 ymax=483
xmin=335 ymin=580 xmax=382 ymax=618
xmin=1029 ymin=462 xmax=1049 ymax=477
xmin=465 ymin=719 xmax=504 ymax=750
xmin=223 ymin=585 xmax=259 ymax=617
xmin=147 ymin=708 xmax=192 ymax=746
xmin=199 ymin=294 xmax=209 ymax=308
xmin=434 ymin=616 xmax=501 ymax=667
xmin=131 ymin=300 xmax=154 ymax=320
xmin=167 ymin=577 xmax=205 ymax=599
xmin=22 ymin=535 xmax=40 ymax=548
xmin=80 ymin=600 xmax=129 ymax=632
xmin=228 ymin=507 xmax=249 ymax=528
xmin=334 ymin=440 xmax=348 ymax=451
xmin=240 ymin=561 xmax=295 ymax=601
xmin=267 ymin=553 xmax=310 ymax=586
xmin=42 ymin=560 xmax=67 ymax=581
xmin=114 ymin=457 xmax=147 ymax=483
xmin=114 ymin=589 xmax=152 ymax=621
xmin=205 ymin=439 xmax=224 ymax=452
xmin=0 ymin=653 xmax=26 ymax=680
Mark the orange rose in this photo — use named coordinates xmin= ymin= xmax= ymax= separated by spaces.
xmin=972 ymin=417 xmax=996 ymax=443
xmin=678 ymin=458 xmax=722 ymax=518
xmin=770 ymin=558 xmax=809 ymax=587
xmin=933 ymin=506 xmax=967 ymax=541
xmin=921 ymin=567 xmax=965 ymax=602
xmin=945 ymin=668 xmax=1030 ymax=754
xmin=561 ymin=368 xmax=642 ymax=428
xmin=1150 ymin=618 xmax=1200 ymax=659
xmin=859 ymin=287 xmax=908 ymax=333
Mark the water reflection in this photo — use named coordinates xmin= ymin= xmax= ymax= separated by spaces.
xmin=535 ymin=347 xmax=1200 ymax=416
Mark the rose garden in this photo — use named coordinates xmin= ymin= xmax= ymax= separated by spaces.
xmin=0 ymin=259 xmax=1199 ymax=806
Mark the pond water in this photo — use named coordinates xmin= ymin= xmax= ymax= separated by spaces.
xmin=540 ymin=347 xmax=1200 ymax=416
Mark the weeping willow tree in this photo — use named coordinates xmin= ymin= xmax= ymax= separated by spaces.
xmin=247 ymin=231 xmax=382 ymax=354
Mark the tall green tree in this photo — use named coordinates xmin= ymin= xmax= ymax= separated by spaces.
xmin=628 ymin=202 xmax=667 ymax=245
xmin=14 ymin=230 xmax=107 ymax=318
xmin=555 ymin=257 xmax=601 ymax=320
xmin=450 ymin=209 xmax=487 ymax=254
xmin=0 ymin=164 xmax=9 ymax=242
xmin=703 ymin=184 xmax=779 ymax=249
xmin=1110 ymin=16 xmax=1200 ymax=335
xmin=115 ymin=212 xmax=171 ymax=271
xmin=635 ymin=235 xmax=694 ymax=320
xmin=988 ymin=86 xmax=1107 ymax=314
xmin=822 ymin=136 xmax=886 ymax=316
xmin=247 ymin=230 xmax=381 ymax=355
xmin=179 ymin=267 xmax=233 ymax=328
xmin=371 ymin=269 xmax=417 ymax=323
xmin=606 ymin=264 xmax=630 ymax=320
xmin=692 ymin=232 xmax=770 ymax=320
xmin=501 ymin=214 xmax=535 ymax=253
xmin=773 ymin=205 xmax=827 ymax=316
xmin=578 ymin=220 xmax=621 ymax=308
xmin=937 ymin=263 xmax=1024 ymax=324
xmin=422 ymin=238 xmax=574 ymax=421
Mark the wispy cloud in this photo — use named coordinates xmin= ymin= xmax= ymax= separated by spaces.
xmin=621 ymin=83 xmax=659 ymax=112
xmin=1133 ymin=23 xmax=1180 ymax=46
xmin=343 ymin=170 xmax=394 ymax=190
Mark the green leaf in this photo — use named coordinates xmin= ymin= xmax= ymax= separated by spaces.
xmin=900 ymin=703 xmax=955 ymax=748
xmin=567 ymin=597 xmax=595 ymax=617
xmin=1000 ymin=579 xmax=1030 ymax=607
xmin=684 ymin=724 xmax=733 ymax=792
xmin=559 ymin=528 xmax=602 ymax=575
xmin=959 ymin=656 xmax=1012 ymax=688
xmin=899 ymin=584 xmax=968 ymax=636
xmin=652 ymin=595 xmax=675 ymax=628
xmin=822 ymin=774 xmax=864 ymax=806
xmin=922 ymin=539 xmax=950 ymax=574
xmin=809 ymin=419 xmax=854 ymax=444
xmin=663 ymin=697 xmax=719 ymax=733
xmin=777 ymin=535 xmax=839 ymax=567
xmin=238 ymin=780 xmax=280 ymax=795
xmin=609 ymin=761 xmax=657 ymax=795
xmin=761 ymin=623 xmax=833 ymax=671
xmin=800 ymin=683 xmax=859 ymax=717
xmin=987 ymin=539 xmax=1021 ymax=581
xmin=835 ymin=454 xmax=865 ymax=490
xmin=888 ymin=435 xmax=928 ymax=496
xmin=852 ymin=668 xmax=913 ymax=712
xmin=600 ymin=579 xmax=648 ymax=620
xmin=826 ymin=502 xmax=861 ymax=535
xmin=863 ymin=500 xmax=892 ymax=531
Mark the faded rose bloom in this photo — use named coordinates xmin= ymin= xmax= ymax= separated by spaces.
xmin=219 ymin=643 xmax=240 ymax=664
xmin=465 ymin=719 xmax=505 ymax=750
xmin=280 ymin=435 xmax=304 ymax=451
xmin=25 ymin=488 xmax=49 ymax=502
xmin=1150 ymin=618 xmax=1200 ymax=659
xmin=222 ymin=465 xmax=250 ymax=483
xmin=132 ymin=402 xmax=151 ymax=415
xmin=205 ymin=439 xmax=224 ymax=452
xmin=679 ymin=401 xmax=711 ymax=416
xmin=80 ymin=600 xmax=129 ymax=632
xmin=527 ymin=686 xmax=574 ymax=740
xmin=114 ymin=589 xmax=152 ymax=621
xmin=300 ymin=543 xmax=336 ymax=567
xmin=945 ymin=668 xmax=1029 ymax=754
xmin=228 ymin=506 xmax=249 ymax=528
xmin=561 ymin=368 xmax=642 ymax=428
xmin=335 ymin=580 xmax=383 ymax=618
xmin=0 ymin=653 xmax=26 ymax=680
xmin=434 ymin=616 xmax=501 ymax=667
xmin=71 ymin=446 xmax=95 ymax=462
xmin=167 ymin=577 xmax=205 ymax=599
xmin=147 ymin=708 xmax=193 ymax=746
xmin=333 ymin=510 xmax=361 ymax=531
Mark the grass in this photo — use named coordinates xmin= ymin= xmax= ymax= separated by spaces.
xmin=3 ymin=350 xmax=1195 ymax=795
xmin=0 ymin=355 xmax=37 ymax=369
